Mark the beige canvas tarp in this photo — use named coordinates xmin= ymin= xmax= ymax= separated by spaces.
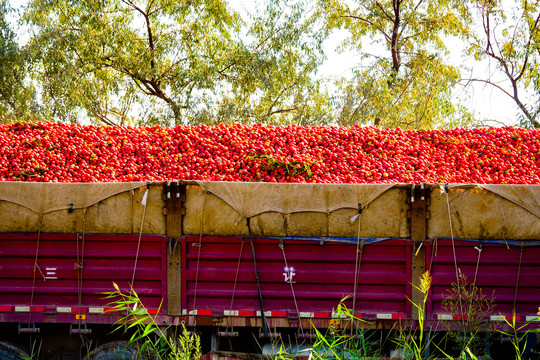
xmin=183 ymin=182 xmax=410 ymax=238
xmin=184 ymin=182 xmax=540 ymax=240
xmin=428 ymin=184 xmax=540 ymax=240
xmin=0 ymin=181 xmax=166 ymax=234
xmin=1 ymin=181 xmax=540 ymax=240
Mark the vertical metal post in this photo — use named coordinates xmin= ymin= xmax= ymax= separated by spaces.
xmin=166 ymin=180 xmax=186 ymax=316
xmin=211 ymin=328 xmax=218 ymax=352
xmin=250 ymin=236 xmax=269 ymax=337
xmin=410 ymin=184 xmax=429 ymax=321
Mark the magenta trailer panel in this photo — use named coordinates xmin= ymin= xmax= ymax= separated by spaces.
xmin=181 ymin=236 xmax=412 ymax=319
xmin=0 ymin=232 xmax=167 ymax=323
xmin=428 ymin=239 xmax=540 ymax=322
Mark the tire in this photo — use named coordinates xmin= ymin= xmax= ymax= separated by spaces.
xmin=82 ymin=341 xmax=140 ymax=360
xmin=0 ymin=341 xmax=29 ymax=360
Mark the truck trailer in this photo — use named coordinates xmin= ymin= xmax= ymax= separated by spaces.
xmin=1 ymin=180 xmax=539 ymax=358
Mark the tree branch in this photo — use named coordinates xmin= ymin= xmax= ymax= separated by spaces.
xmin=515 ymin=12 xmax=540 ymax=82
xmin=266 ymin=106 xmax=299 ymax=117
xmin=121 ymin=0 xmax=156 ymax=70
xmin=465 ymin=78 xmax=539 ymax=127
xmin=400 ymin=0 xmax=425 ymax=38
xmin=390 ymin=0 xmax=402 ymax=76
xmin=339 ymin=14 xmax=391 ymax=43
xmin=375 ymin=1 xmax=394 ymax=22
xmin=265 ymin=81 xmax=298 ymax=118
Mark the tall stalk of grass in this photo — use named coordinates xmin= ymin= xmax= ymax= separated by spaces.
xmin=392 ymin=271 xmax=432 ymax=360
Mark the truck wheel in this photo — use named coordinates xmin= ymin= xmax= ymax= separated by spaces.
xmin=0 ymin=341 xmax=29 ymax=360
xmin=82 ymin=341 xmax=141 ymax=360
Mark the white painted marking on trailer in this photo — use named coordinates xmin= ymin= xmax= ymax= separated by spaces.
xmin=437 ymin=314 xmax=453 ymax=321
xmin=57 ymin=307 xmax=72 ymax=313
xmin=526 ymin=316 xmax=540 ymax=322
xmin=283 ymin=266 xmax=296 ymax=284
xmin=15 ymin=306 xmax=30 ymax=312
xmin=376 ymin=314 xmax=393 ymax=320
xmin=45 ymin=267 xmax=57 ymax=280
xmin=256 ymin=311 xmax=274 ymax=317
xmin=224 ymin=310 xmax=238 ymax=316
xmin=299 ymin=312 xmax=313 ymax=318
xmin=182 ymin=309 xmax=187 ymax=315
xmin=89 ymin=307 xmax=103 ymax=314
xmin=490 ymin=315 xmax=507 ymax=321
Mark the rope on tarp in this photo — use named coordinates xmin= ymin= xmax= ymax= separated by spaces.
xmin=428 ymin=237 xmax=438 ymax=275
xmin=76 ymin=209 xmax=88 ymax=332
xmin=225 ymin=238 xmax=245 ymax=341
xmin=470 ymin=242 xmax=482 ymax=298
xmin=249 ymin=219 xmax=269 ymax=338
xmin=499 ymin=198 xmax=510 ymax=249
xmin=279 ymin=239 xmax=304 ymax=335
xmin=466 ymin=241 xmax=483 ymax=329
xmin=351 ymin=204 xmax=364 ymax=313
xmin=513 ymin=242 xmax=524 ymax=314
xmin=131 ymin=183 xmax=150 ymax=287
xmin=443 ymin=184 xmax=466 ymax=329
xmin=29 ymin=214 xmax=45 ymax=328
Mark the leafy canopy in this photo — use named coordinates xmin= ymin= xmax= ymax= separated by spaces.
xmin=318 ymin=0 xmax=474 ymax=129
xmin=24 ymin=0 xmax=330 ymax=126
xmin=0 ymin=0 xmax=39 ymax=123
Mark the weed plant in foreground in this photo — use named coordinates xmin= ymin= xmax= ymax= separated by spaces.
xmin=103 ymin=282 xmax=201 ymax=360
xmin=101 ymin=279 xmax=540 ymax=360
xmin=441 ymin=269 xmax=496 ymax=358
xmin=306 ymin=296 xmax=383 ymax=360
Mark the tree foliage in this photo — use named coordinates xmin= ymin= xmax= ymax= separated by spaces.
xmin=318 ymin=0 xmax=474 ymax=129
xmin=0 ymin=0 xmax=39 ymax=123
xmin=200 ymin=0 xmax=331 ymax=126
xmin=11 ymin=0 xmax=540 ymax=128
xmin=467 ymin=0 xmax=540 ymax=128
xmin=24 ymin=0 xmax=330 ymax=126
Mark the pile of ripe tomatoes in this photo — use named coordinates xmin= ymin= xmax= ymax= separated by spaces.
xmin=1 ymin=122 xmax=539 ymax=184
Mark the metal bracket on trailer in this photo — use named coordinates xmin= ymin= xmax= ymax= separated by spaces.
xmin=258 ymin=329 xmax=281 ymax=338
xmin=18 ymin=323 xmax=40 ymax=334
xmin=169 ymin=236 xmax=180 ymax=255
xmin=70 ymin=323 xmax=92 ymax=335
xmin=217 ymin=330 xmax=239 ymax=337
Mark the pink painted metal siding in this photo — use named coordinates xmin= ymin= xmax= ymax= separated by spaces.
xmin=0 ymin=233 xmax=167 ymax=322
xmin=428 ymin=239 xmax=540 ymax=319
xmin=181 ymin=236 xmax=412 ymax=318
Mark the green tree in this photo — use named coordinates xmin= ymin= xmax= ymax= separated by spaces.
xmin=24 ymin=0 xmax=331 ymax=126
xmin=467 ymin=0 xmax=540 ymax=128
xmin=202 ymin=0 xmax=331 ymax=126
xmin=318 ymin=0 xmax=474 ymax=129
xmin=24 ymin=0 xmax=240 ymax=125
xmin=0 ymin=0 xmax=39 ymax=123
